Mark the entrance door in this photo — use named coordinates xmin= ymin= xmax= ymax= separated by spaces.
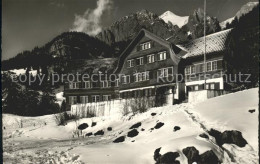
xmin=155 ymin=86 xmax=168 ymax=107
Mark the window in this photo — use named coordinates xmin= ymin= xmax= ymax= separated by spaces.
xmin=138 ymin=73 xmax=142 ymax=82
xmin=122 ymin=75 xmax=130 ymax=84
xmin=191 ymin=65 xmax=195 ymax=74
xmin=80 ymin=96 xmax=88 ymax=104
xmin=69 ymin=96 xmax=77 ymax=105
xmin=207 ymin=62 xmax=212 ymax=71
xmin=101 ymin=81 xmax=110 ymax=88
xmin=127 ymin=59 xmax=134 ymax=68
xmin=84 ymin=81 xmax=91 ymax=88
xmin=147 ymin=54 xmax=155 ymax=63
xmin=212 ymin=61 xmax=217 ymax=70
xmin=158 ymin=51 xmax=167 ymax=61
xmin=92 ymin=95 xmax=100 ymax=102
xmin=136 ymin=57 xmax=144 ymax=65
xmin=103 ymin=95 xmax=111 ymax=101
xmin=198 ymin=64 xmax=205 ymax=73
xmin=185 ymin=67 xmax=191 ymax=75
xmin=206 ymin=84 xmax=209 ymax=89
xmin=69 ymin=82 xmax=79 ymax=89
xmin=134 ymin=72 xmax=149 ymax=82
xmin=115 ymin=79 xmax=119 ymax=87
xmin=158 ymin=68 xmax=170 ymax=78
xmin=92 ymin=82 xmax=98 ymax=88
xmin=194 ymin=85 xmax=199 ymax=91
xmin=210 ymin=83 xmax=215 ymax=89
xmin=140 ymin=42 xmax=151 ymax=50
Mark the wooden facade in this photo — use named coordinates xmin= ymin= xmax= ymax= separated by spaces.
xmin=113 ymin=29 xmax=186 ymax=103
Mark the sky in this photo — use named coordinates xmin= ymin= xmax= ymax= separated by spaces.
xmin=1 ymin=0 xmax=257 ymax=60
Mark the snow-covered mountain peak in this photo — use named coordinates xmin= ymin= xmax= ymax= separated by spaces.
xmin=159 ymin=10 xmax=189 ymax=28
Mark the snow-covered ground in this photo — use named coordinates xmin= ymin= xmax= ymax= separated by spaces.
xmin=2 ymin=88 xmax=258 ymax=163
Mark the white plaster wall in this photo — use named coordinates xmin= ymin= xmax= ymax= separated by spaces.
xmin=185 ymin=77 xmax=224 ymax=93
xmin=188 ymin=90 xmax=208 ymax=103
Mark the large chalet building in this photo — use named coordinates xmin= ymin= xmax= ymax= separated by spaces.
xmin=113 ymin=29 xmax=186 ymax=105
xmin=64 ymin=28 xmax=234 ymax=109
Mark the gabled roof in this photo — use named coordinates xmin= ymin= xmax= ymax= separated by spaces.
xmin=177 ymin=29 xmax=233 ymax=59
xmin=113 ymin=28 xmax=184 ymax=74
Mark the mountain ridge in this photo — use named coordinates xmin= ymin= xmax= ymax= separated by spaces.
xmin=159 ymin=11 xmax=189 ymax=28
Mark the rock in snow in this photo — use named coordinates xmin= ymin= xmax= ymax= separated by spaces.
xmin=113 ymin=136 xmax=125 ymax=143
xmin=129 ymin=122 xmax=142 ymax=129
xmin=127 ymin=129 xmax=139 ymax=138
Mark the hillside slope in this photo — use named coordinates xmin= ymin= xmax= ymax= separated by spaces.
xmin=3 ymin=88 xmax=258 ymax=163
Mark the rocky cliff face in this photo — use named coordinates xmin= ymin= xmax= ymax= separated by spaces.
xmin=220 ymin=2 xmax=259 ymax=29
xmin=96 ymin=10 xmax=188 ymax=46
xmin=184 ymin=8 xmax=221 ymax=39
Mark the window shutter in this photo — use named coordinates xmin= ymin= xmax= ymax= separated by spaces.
xmin=143 ymin=56 xmax=147 ymax=64
xmin=136 ymin=45 xmax=140 ymax=51
xmin=168 ymin=67 xmax=173 ymax=76
xmin=215 ymin=83 xmax=220 ymax=90
xmin=151 ymin=41 xmax=154 ymax=48
xmin=149 ymin=71 xmax=153 ymax=79
xmin=79 ymin=82 xmax=82 ymax=88
xmin=198 ymin=84 xmax=204 ymax=90
xmin=196 ymin=65 xmax=200 ymax=73
xmin=217 ymin=60 xmax=223 ymax=70
xmin=76 ymin=96 xmax=80 ymax=103
xmin=166 ymin=51 xmax=169 ymax=59
xmin=130 ymin=75 xmax=134 ymax=83
xmin=65 ymin=82 xmax=69 ymax=89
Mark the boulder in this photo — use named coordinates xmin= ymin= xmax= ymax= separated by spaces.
xmin=199 ymin=133 xmax=209 ymax=139
xmin=173 ymin=126 xmax=181 ymax=132
xmin=94 ymin=130 xmax=104 ymax=136
xmin=182 ymin=146 xmax=200 ymax=164
xmin=91 ymin=122 xmax=97 ymax=127
xmin=129 ymin=122 xmax=142 ymax=129
xmin=222 ymin=130 xmax=247 ymax=147
xmin=160 ymin=152 xmax=180 ymax=164
xmin=127 ymin=129 xmax=139 ymax=137
xmin=113 ymin=136 xmax=125 ymax=143
xmin=200 ymin=150 xmax=219 ymax=164
xmin=78 ymin=123 xmax=88 ymax=130
xmin=154 ymin=122 xmax=164 ymax=129
xmin=248 ymin=109 xmax=255 ymax=113
xmin=208 ymin=129 xmax=248 ymax=147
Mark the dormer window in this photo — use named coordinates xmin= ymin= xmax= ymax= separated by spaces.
xmin=136 ymin=57 xmax=144 ymax=66
xmin=127 ymin=59 xmax=134 ymax=68
xmin=140 ymin=42 xmax=151 ymax=50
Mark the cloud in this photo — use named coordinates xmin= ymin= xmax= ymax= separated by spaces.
xmin=70 ymin=0 xmax=113 ymax=36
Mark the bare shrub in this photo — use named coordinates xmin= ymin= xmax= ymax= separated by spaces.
xmin=130 ymin=97 xmax=153 ymax=114
xmin=122 ymin=99 xmax=131 ymax=116
xmin=54 ymin=112 xmax=78 ymax=126
xmin=55 ymin=102 xmax=79 ymax=126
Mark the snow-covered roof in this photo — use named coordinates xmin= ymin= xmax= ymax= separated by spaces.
xmin=178 ymin=29 xmax=233 ymax=59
